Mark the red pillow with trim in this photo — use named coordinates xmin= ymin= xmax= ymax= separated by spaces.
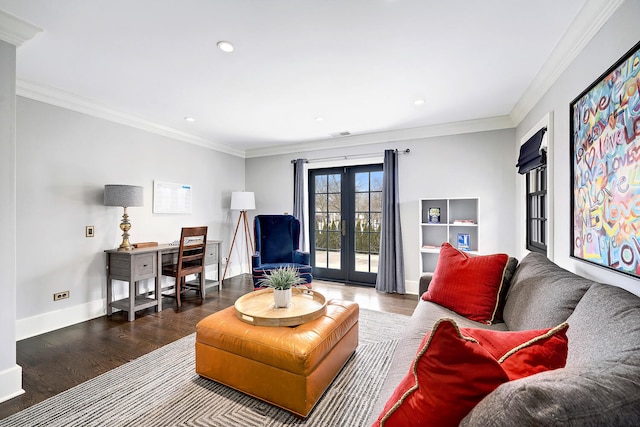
xmin=465 ymin=326 xmax=569 ymax=381
xmin=422 ymin=243 xmax=509 ymax=324
xmin=372 ymin=319 xmax=569 ymax=427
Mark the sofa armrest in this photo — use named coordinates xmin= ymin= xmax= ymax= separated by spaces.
xmin=294 ymin=250 xmax=310 ymax=265
xmin=419 ymin=273 xmax=433 ymax=296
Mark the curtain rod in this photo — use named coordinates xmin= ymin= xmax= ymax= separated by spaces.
xmin=291 ymin=148 xmax=410 ymax=164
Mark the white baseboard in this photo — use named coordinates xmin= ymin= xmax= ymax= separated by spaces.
xmin=405 ymin=279 xmax=419 ymax=295
xmin=0 ymin=364 xmax=24 ymax=404
xmin=16 ymin=299 xmax=106 ymax=341
xmin=16 ymin=267 xmax=394 ymax=339
xmin=16 ymin=268 xmax=248 ymax=340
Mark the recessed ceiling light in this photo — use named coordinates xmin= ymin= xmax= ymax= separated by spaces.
xmin=184 ymin=117 xmax=195 ymax=122
xmin=414 ymin=99 xmax=425 ymax=106
xmin=217 ymin=41 xmax=235 ymax=53
xmin=314 ymin=117 xmax=324 ymax=122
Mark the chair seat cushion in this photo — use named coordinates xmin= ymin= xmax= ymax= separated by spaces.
xmin=252 ymin=264 xmax=313 ymax=288
xmin=254 ymin=263 xmax=312 ymax=273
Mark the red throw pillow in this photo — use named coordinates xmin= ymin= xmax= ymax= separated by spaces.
xmin=464 ymin=325 xmax=569 ymax=381
xmin=372 ymin=319 xmax=569 ymax=427
xmin=422 ymin=243 xmax=509 ymax=324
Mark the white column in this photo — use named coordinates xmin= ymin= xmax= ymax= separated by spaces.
xmin=0 ymin=9 xmax=41 ymax=404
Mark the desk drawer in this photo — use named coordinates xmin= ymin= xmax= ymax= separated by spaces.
xmin=109 ymin=255 xmax=131 ymax=279
xmin=205 ymin=244 xmax=218 ymax=265
xmin=133 ymin=253 xmax=157 ymax=279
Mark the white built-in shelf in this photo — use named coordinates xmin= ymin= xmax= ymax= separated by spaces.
xmin=419 ymin=198 xmax=479 ymax=276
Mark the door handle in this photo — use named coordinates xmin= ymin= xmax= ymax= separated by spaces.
xmin=342 ymin=220 xmax=346 ymax=236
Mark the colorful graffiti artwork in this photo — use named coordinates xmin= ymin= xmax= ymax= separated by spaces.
xmin=571 ymin=41 xmax=640 ymax=277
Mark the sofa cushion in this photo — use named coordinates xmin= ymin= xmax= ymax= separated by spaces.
xmin=373 ymin=318 xmax=569 ymax=427
xmin=462 ymin=282 xmax=640 ymax=426
xmin=503 ymin=252 xmax=593 ymax=330
xmin=422 ymin=243 xmax=510 ymax=324
xmin=565 ymin=282 xmax=640 ymax=367
xmin=493 ymin=256 xmax=519 ymax=322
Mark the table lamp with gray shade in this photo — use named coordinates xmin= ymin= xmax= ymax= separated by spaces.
xmin=104 ymin=184 xmax=144 ymax=251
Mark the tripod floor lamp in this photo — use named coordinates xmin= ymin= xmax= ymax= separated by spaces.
xmin=222 ymin=191 xmax=255 ymax=282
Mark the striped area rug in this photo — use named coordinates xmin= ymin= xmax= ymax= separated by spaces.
xmin=0 ymin=308 xmax=410 ymax=427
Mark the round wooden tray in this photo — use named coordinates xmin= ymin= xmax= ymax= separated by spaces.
xmin=234 ymin=288 xmax=327 ymax=327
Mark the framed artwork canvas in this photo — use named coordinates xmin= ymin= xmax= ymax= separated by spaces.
xmin=570 ymin=41 xmax=640 ymax=278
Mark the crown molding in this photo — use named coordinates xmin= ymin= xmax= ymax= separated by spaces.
xmin=16 ymin=78 xmax=245 ymax=158
xmin=244 ymin=115 xmax=515 ymax=159
xmin=510 ymin=0 xmax=625 ymax=126
xmin=0 ymin=9 xmax=42 ymax=46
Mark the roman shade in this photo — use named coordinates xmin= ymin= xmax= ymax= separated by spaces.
xmin=516 ymin=128 xmax=547 ymax=174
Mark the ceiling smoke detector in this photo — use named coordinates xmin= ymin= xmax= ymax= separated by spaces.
xmin=329 ymin=131 xmax=351 ymax=138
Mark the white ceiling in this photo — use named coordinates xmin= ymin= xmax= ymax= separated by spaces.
xmin=0 ymin=0 xmax=615 ymax=157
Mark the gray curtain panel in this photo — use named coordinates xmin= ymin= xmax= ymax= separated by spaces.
xmin=376 ymin=149 xmax=405 ymax=293
xmin=293 ymin=159 xmax=307 ymax=250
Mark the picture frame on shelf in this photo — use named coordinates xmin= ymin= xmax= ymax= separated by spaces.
xmin=457 ymin=233 xmax=470 ymax=251
xmin=428 ymin=207 xmax=441 ymax=224
xmin=569 ymin=40 xmax=640 ymax=279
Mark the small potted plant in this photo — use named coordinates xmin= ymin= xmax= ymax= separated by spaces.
xmin=258 ymin=266 xmax=306 ymax=308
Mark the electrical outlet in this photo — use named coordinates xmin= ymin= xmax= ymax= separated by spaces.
xmin=54 ymin=291 xmax=69 ymax=301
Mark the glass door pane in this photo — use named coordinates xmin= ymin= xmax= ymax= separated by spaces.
xmin=313 ymin=172 xmax=342 ymax=272
xmin=353 ymin=170 xmax=382 ymax=273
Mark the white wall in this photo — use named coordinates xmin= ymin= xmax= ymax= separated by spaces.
xmin=14 ymin=98 xmax=246 ymax=338
xmin=516 ymin=0 xmax=640 ymax=296
xmin=246 ymin=128 xmax=517 ymax=294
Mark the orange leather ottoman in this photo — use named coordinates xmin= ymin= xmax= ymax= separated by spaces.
xmin=195 ymin=300 xmax=359 ymax=417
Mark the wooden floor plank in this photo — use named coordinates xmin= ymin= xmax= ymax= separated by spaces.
xmin=0 ymin=275 xmax=417 ymax=419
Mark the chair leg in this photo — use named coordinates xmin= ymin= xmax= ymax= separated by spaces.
xmin=176 ymin=277 xmax=182 ymax=308
xmin=199 ymin=272 xmax=205 ymax=300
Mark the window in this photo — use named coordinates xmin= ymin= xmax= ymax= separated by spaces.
xmin=526 ymin=166 xmax=547 ymax=254
xmin=517 ymin=126 xmax=548 ymax=255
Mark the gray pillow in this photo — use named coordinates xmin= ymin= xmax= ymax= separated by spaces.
xmin=461 ymin=366 xmax=640 ymax=426
xmin=462 ymin=282 xmax=640 ymax=426
xmin=503 ymin=252 xmax=593 ymax=330
xmin=493 ymin=256 xmax=518 ymax=323
xmin=565 ymin=282 xmax=640 ymax=367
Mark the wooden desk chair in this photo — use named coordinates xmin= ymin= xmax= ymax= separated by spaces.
xmin=161 ymin=226 xmax=208 ymax=307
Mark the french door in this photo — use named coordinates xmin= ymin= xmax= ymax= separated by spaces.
xmin=309 ymin=164 xmax=383 ymax=285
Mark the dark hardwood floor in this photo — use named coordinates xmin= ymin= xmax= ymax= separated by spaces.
xmin=0 ymin=275 xmax=417 ymax=420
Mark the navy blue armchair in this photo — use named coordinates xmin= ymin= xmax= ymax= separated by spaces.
xmin=251 ymin=215 xmax=313 ymax=288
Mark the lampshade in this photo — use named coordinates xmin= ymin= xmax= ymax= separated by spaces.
xmin=230 ymin=191 xmax=255 ymax=211
xmin=104 ymin=185 xmax=144 ymax=207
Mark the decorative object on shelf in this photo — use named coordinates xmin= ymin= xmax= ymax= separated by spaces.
xmin=104 ymin=184 xmax=144 ymax=251
xmin=257 ymin=265 xmax=306 ymax=308
xmin=222 ymin=191 xmax=256 ymax=282
xmin=453 ymin=219 xmax=475 ymax=225
xmin=570 ymin=41 xmax=640 ymax=279
xmin=428 ymin=207 xmax=441 ymax=224
xmin=457 ymin=233 xmax=471 ymax=251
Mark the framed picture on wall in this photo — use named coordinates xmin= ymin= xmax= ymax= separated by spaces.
xmin=570 ymin=40 xmax=640 ymax=278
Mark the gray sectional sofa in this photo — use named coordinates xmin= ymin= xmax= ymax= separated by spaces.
xmin=368 ymin=252 xmax=640 ymax=426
